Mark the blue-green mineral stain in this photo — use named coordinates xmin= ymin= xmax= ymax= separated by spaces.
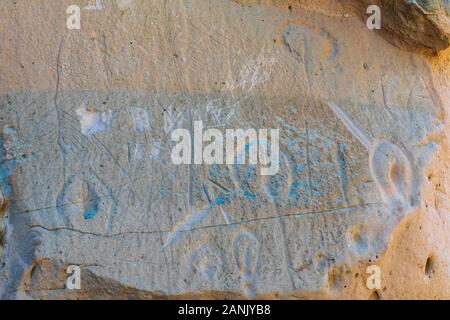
xmin=83 ymin=183 xmax=100 ymax=220
xmin=214 ymin=196 xmax=226 ymax=206
xmin=83 ymin=209 xmax=98 ymax=220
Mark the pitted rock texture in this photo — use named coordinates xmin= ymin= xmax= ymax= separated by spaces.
xmin=0 ymin=0 xmax=449 ymax=299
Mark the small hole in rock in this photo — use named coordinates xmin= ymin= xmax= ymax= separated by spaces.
xmin=369 ymin=290 xmax=381 ymax=300
xmin=425 ymin=255 xmax=435 ymax=278
xmin=29 ymin=264 xmax=38 ymax=279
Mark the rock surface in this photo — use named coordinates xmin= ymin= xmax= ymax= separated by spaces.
xmin=0 ymin=0 xmax=449 ymax=299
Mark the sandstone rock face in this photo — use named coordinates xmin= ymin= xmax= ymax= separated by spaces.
xmin=352 ymin=0 xmax=450 ymax=52
xmin=0 ymin=0 xmax=449 ymax=299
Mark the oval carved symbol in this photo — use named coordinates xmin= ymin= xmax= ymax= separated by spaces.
xmin=233 ymin=230 xmax=260 ymax=299
xmin=56 ymin=171 xmax=116 ymax=227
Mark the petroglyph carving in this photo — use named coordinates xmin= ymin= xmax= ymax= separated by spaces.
xmin=2 ymin=0 xmax=448 ymax=299
xmin=370 ymin=142 xmax=414 ymax=211
xmin=259 ymin=152 xmax=293 ymax=206
xmin=204 ymin=116 xmax=346 ymax=214
xmin=327 ymin=102 xmax=372 ymax=150
xmin=327 ymin=102 xmax=415 ymax=211
xmin=282 ymin=24 xmax=338 ymax=91
xmin=132 ymin=141 xmax=163 ymax=162
xmin=164 ymin=107 xmax=186 ymax=135
xmin=189 ymin=245 xmax=223 ymax=283
xmin=150 ymin=141 xmax=162 ymax=160
xmin=203 ymin=100 xmax=236 ymax=127
xmin=56 ymin=172 xmax=116 ymax=227
xmin=133 ymin=143 xmax=146 ymax=161
xmin=57 ymin=176 xmax=99 ymax=221
xmin=164 ymin=207 xmax=210 ymax=248
xmin=130 ymin=107 xmax=152 ymax=132
xmin=219 ymin=207 xmax=233 ymax=225
xmin=202 ymin=179 xmax=234 ymax=225
xmin=226 ymin=49 xmax=276 ymax=92
xmin=233 ymin=231 xmax=260 ymax=299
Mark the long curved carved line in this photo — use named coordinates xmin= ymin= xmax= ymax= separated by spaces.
xmin=327 ymin=101 xmax=373 ymax=150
